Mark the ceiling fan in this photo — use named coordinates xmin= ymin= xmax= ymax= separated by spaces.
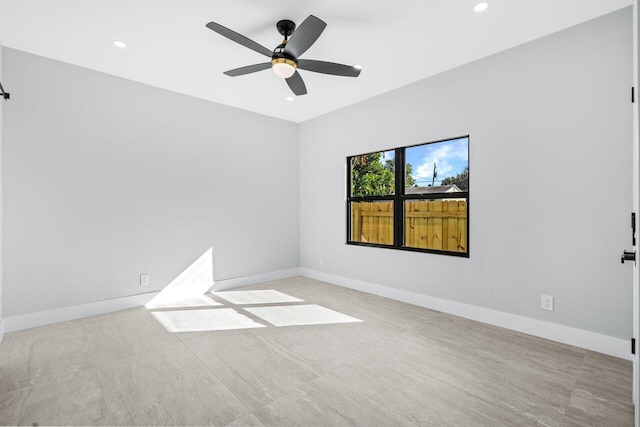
xmin=205 ymin=15 xmax=361 ymax=96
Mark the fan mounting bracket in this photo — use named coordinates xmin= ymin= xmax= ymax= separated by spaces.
xmin=276 ymin=20 xmax=296 ymax=38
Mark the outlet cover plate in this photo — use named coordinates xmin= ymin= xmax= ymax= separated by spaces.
xmin=541 ymin=295 xmax=554 ymax=311
xmin=140 ymin=274 xmax=150 ymax=287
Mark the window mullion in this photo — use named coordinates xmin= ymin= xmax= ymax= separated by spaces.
xmin=394 ymin=148 xmax=404 ymax=248
xmin=346 ymin=156 xmax=352 ymax=244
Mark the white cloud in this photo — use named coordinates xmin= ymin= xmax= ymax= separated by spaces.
xmin=413 ymin=139 xmax=468 ymax=184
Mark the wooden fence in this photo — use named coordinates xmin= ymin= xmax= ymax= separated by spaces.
xmin=351 ymin=201 xmax=395 ymax=245
xmin=351 ymin=200 xmax=467 ymax=253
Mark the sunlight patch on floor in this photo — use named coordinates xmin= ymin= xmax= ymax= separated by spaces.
xmin=244 ymin=304 xmax=362 ymax=327
xmin=214 ymin=289 xmax=304 ymax=305
xmin=151 ymin=308 xmax=267 ymax=332
xmin=145 ymin=263 xmax=363 ymax=332
xmin=145 ymin=248 xmax=216 ymax=309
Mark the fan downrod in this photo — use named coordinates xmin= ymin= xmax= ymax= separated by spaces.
xmin=276 ymin=20 xmax=296 ymax=38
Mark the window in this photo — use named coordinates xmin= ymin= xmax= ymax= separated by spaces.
xmin=348 ymin=150 xmax=395 ymax=246
xmin=347 ymin=136 xmax=469 ymax=257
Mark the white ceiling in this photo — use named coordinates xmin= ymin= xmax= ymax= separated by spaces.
xmin=0 ymin=0 xmax=631 ymax=123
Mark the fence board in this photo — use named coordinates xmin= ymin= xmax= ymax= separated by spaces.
xmin=352 ymin=204 xmax=361 ymax=242
xmin=383 ymin=202 xmax=392 ymax=244
xmin=442 ymin=201 xmax=449 ymax=251
xmin=350 ymin=199 xmax=467 ymax=253
xmin=366 ymin=203 xmax=373 ymax=243
xmin=458 ymin=201 xmax=467 ymax=252
xmin=421 ymin=201 xmax=427 ymax=247
xmin=432 ymin=200 xmax=443 ymax=250
xmin=447 ymin=201 xmax=458 ymax=251
xmin=406 ymin=201 xmax=414 ymax=247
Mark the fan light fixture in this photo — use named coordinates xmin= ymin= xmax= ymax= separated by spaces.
xmin=474 ymin=1 xmax=489 ymax=12
xmin=272 ymin=58 xmax=297 ymax=78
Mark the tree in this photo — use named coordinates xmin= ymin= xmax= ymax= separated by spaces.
xmin=405 ymin=163 xmax=416 ymax=187
xmin=441 ymin=166 xmax=469 ymax=191
xmin=350 ymin=153 xmax=394 ymax=196
xmin=383 ymin=158 xmax=416 ymax=187
xmin=351 ymin=154 xmax=418 ymax=196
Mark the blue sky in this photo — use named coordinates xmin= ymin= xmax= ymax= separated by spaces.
xmin=405 ymin=137 xmax=468 ymax=187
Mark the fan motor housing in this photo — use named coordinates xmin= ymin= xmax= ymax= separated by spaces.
xmin=272 ymin=42 xmax=296 ymax=62
xmin=273 ymin=19 xmax=297 ymax=62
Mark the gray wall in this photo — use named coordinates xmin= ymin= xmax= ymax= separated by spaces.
xmin=2 ymin=48 xmax=299 ymax=317
xmin=299 ymin=8 xmax=633 ymax=339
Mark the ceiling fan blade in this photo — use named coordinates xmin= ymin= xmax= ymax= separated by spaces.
xmin=206 ymin=21 xmax=273 ymax=57
xmin=286 ymin=71 xmax=307 ymax=96
xmin=224 ymin=63 xmax=272 ymax=77
xmin=297 ymin=59 xmax=361 ymax=77
xmin=284 ymin=15 xmax=327 ymax=58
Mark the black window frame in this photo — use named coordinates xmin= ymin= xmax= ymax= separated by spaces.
xmin=346 ymin=135 xmax=470 ymax=258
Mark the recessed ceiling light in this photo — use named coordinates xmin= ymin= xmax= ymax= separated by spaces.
xmin=474 ymin=1 xmax=489 ymax=12
xmin=286 ymin=96 xmax=294 ymax=102
xmin=113 ymin=40 xmax=127 ymax=48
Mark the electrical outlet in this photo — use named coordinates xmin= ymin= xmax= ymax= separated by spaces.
xmin=319 ymin=257 xmax=324 ymax=266
xmin=541 ymin=295 xmax=554 ymax=311
xmin=140 ymin=274 xmax=150 ymax=287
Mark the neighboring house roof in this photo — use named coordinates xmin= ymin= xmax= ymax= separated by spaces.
xmin=405 ymin=184 xmax=462 ymax=195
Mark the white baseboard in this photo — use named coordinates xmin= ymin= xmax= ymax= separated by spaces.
xmin=213 ymin=268 xmax=301 ymax=291
xmin=4 ymin=291 xmax=161 ymax=333
xmin=4 ymin=266 xmax=627 ymax=361
xmin=3 ymin=267 xmax=301 ymax=333
xmin=300 ymin=268 xmax=631 ymax=361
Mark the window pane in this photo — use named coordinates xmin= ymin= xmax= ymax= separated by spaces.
xmin=350 ymin=201 xmax=394 ymax=245
xmin=350 ymin=150 xmax=395 ymax=197
xmin=404 ymin=199 xmax=467 ymax=253
xmin=405 ymin=137 xmax=468 ymax=194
